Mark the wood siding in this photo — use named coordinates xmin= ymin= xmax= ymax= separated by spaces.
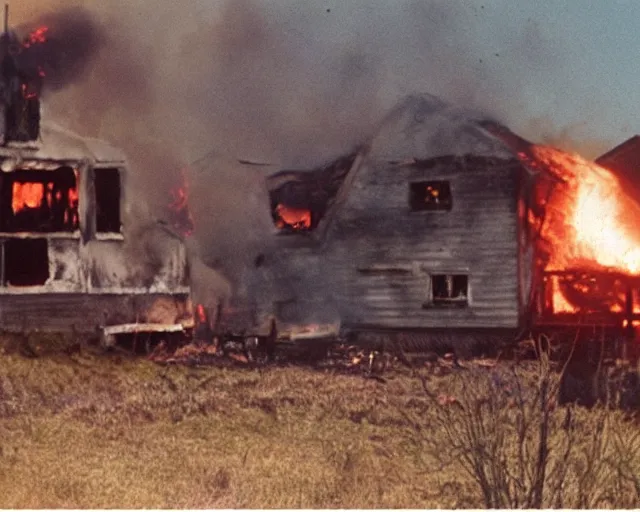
xmin=0 ymin=293 xmax=192 ymax=333
xmin=263 ymin=155 xmax=523 ymax=330
xmin=325 ymin=156 xmax=521 ymax=328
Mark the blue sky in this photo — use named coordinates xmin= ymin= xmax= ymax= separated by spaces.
xmin=476 ymin=0 xmax=640 ymax=150
xmin=13 ymin=0 xmax=640 ymax=162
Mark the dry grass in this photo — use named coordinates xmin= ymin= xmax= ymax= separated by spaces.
xmin=0 ymin=336 xmax=638 ymax=508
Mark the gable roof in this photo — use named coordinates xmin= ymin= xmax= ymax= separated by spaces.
xmin=597 ymin=135 xmax=640 ymax=165
xmin=266 ymin=94 xmax=520 ymax=239
xmin=367 ymin=94 xmax=514 ymax=161
xmin=596 ymin=135 xmax=640 ymax=201
xmin=596 ymin=136 xmax=640 ymax=179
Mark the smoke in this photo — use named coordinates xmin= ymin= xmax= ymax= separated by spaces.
xmin=521 ymin=116 xmax=614 ymax=160
xmin=10 ymin=0 xmax=616 ymax=296
xmin=15 ymin=7 xmax=106 ymax=92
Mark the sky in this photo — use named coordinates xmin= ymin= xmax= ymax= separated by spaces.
xmin=11 ymin=0 xmax=640 ymax=163
xmin=468 ymin=0 xmax=640 ymax=152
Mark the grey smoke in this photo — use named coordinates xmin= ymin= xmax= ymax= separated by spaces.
xmin=14 ymin=7 xmax=105 ymax=92
xmin=12 ymin=0 xmax=605 ymax=297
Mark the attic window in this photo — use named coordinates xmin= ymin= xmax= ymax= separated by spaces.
xmin=431 ymin=274 xmax=468 ymax=307
xmin=410 ymin=181 xmax=452 ymax=211
xmin=94 ymin=168 xmax=121 ymax=234
xmin=0 ymin=167 xmax=79 ymax=233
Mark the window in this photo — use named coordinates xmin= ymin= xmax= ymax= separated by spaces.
xmin=409 ymin=181 xmax=452 ymax=211
xmin=94 ymin=168 xmax=121 ymax=234
xmin=6 ymin=82 xmax=40 ymax=142
xmin=0 ymin=167 xmax=79 ymax=233
xmin=3 ymin=238 xmax=49 ymax=286
xmin=431 ymin=274 xmax=468 ymax=306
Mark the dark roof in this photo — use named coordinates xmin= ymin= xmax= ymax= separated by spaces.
xmin=596 ymin=136 xmax=640 ymax=199
xmin=597 ymin=135 xmax=640 ymax=167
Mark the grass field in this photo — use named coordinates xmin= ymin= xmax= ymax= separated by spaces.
xmin=0 ymin=336 xmax=638 ymax=508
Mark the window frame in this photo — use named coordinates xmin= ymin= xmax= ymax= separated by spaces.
xmin=0 ymin=167 xmax=80 ymax=234
xmin=94 ymin=167 xmax=122 ymax=235
xmin=429 ymin=273 xmax=470 ymax=307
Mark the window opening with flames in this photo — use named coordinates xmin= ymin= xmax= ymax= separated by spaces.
xmin=268 ymin=152 xmax=358 ymax=234
xmin=0 ymin=166 xmax=79 ymax=233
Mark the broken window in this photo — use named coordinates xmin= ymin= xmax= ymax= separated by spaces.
xmin=409 ymin=181 xmax=452 ymax=211
xmin=94 ymin=168 xmax=121 ymax=234
xmin=268 ymin=152 xmax=358 ymax=233
xmin=3 ymin=238 xmax=49 ymax=286
xmin=431 ymin=274 xmax=468 ymax=306
xmin=0 ymin=167 xmax=79 ymax=233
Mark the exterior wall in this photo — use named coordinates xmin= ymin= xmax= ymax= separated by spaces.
xmin=0 ymin=155 xmax=191 ymax=331
xmin=260 ymin=154 xmax=522 ymax=332
xmin=0 ymin=293 xmax=192 ymax=333
xmin=325 ymin=155 xmax=521 ymax=329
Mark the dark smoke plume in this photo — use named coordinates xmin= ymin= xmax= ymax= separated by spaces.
xmin=15 ymin=7 xmax=105 ymax=92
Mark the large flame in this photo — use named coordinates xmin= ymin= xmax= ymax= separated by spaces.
xmin=526 ymin=146 xmax=640 ymax=275
xmin=517 ymin=145 xmax=640 ymax=316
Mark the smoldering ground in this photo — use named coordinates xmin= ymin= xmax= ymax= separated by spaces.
xmin=10 ymin=0 xmax=616 ymax=295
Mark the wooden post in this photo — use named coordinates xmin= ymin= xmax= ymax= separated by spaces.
xmin=623 ymin=287 xmax=634 ymax=361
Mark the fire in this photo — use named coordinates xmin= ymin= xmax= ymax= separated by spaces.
xmin=11 ymin=172 xmax=79 ymax=228
xmin=169 ymin=167 xmax=195 ymax=237
xmin=20 ymin=83 xmax=38 ymax=100
xmin=549 ymin=275 xmax=577 ymax=314
xmin=196 ymin=304 xmax=207 ymax=324
xmin=275 ymin=203 xmax=311 ymax=230
xmin=521 ymin=146 xmax=640 ymax=276
xmin=12 ymin=182 xmax=44 ymax=213
xmin=516 ymin=145 xmax=640 ymax=317
xmin=23 ymin=26 xmax=49 ymax=48
xmin=65 ymin=186 xmax=79 ymax=226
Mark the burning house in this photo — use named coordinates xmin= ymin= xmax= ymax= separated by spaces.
xmin=0 ymin=20 xmax=192 ymax=339
xmin=250 ymin=94 xmax=640 ymax=358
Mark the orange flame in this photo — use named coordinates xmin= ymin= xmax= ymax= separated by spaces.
xmin=23 ymin=26 xmax=49 ymax=48
xmin=64 ymin=187 xmax=80 ymax=226
xmin=516 ymin=145 xmax=640 ymax=317
xmin=275 ymin=203 xmax=311 ymax=230
xmin=12 ymin=172 xmax=79 ymax=229
xmin=526 ymin=146 xmax=640 ymax=276
xmin=196 ymin=304 xmax=207 ymax=324
xmin=549 ymin=275 xmax=577 ymax=314
xmin=12 ymin=182 xmax=44 ymax=213
xmin=169 ymin=167 xmax=195 ymax=237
